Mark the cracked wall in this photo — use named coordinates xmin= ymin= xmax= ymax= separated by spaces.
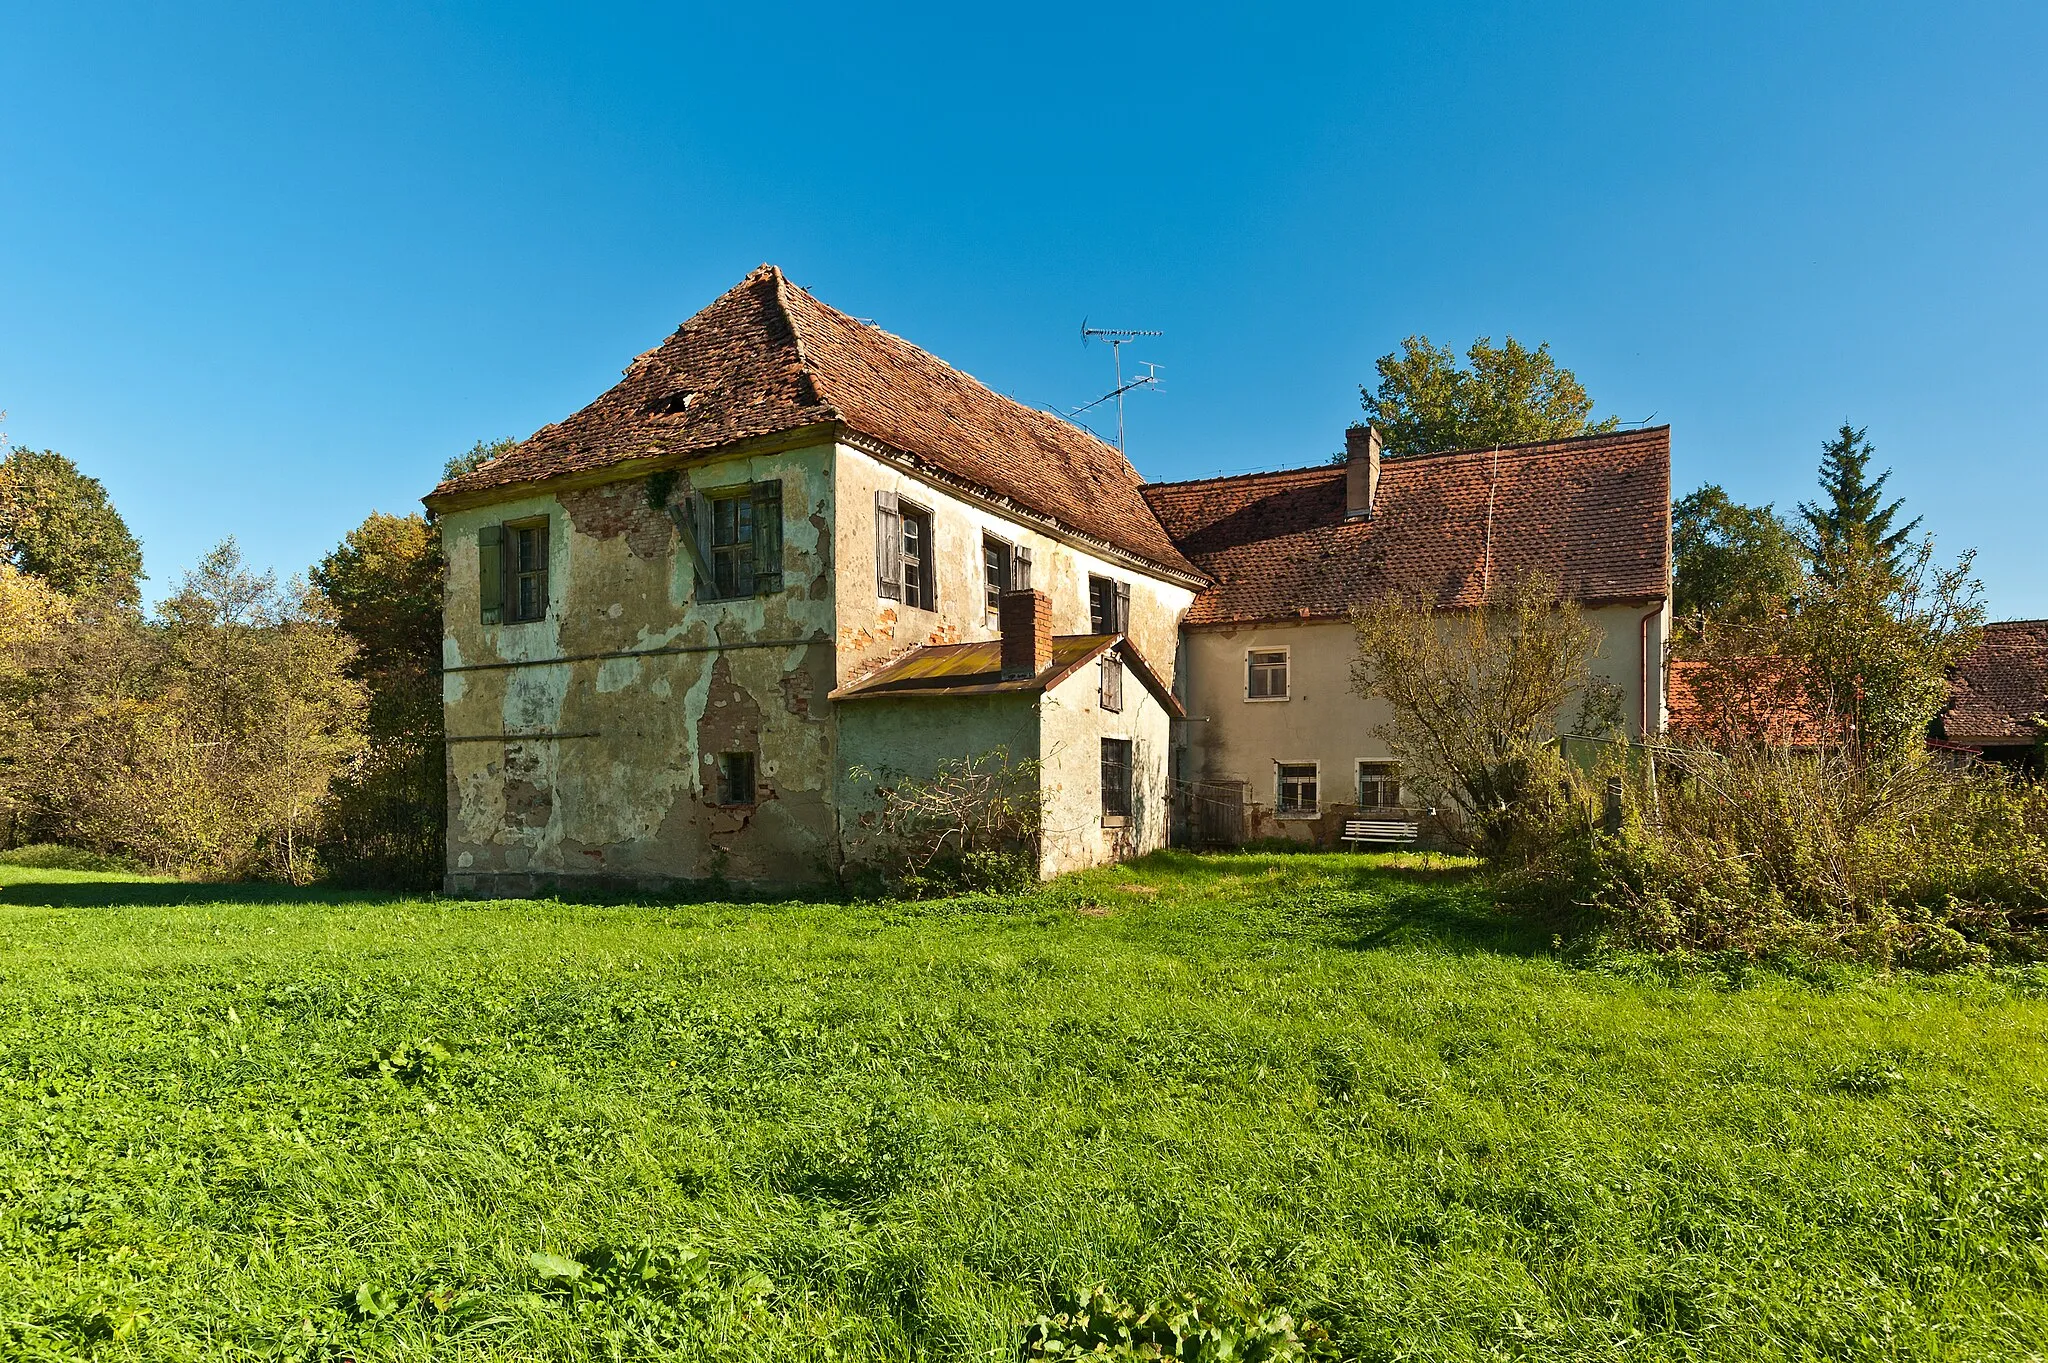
xmin=440 ymin=442 xmax=839 ymax=894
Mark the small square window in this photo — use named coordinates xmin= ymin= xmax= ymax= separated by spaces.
xmin=1247 ymin=649 xmax=1288 ymax=699
xmin=1101 ymin=738 xmax=1132 ymax=819
xmin=1358 ymin=761 xmax=1402 ymax=810
xmin=1276 ymin=763 xmax=1318 ymax=816
xmin=714 ymin=751 xmax=755 ymax=806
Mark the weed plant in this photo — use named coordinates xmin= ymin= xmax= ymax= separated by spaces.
xmin=1 ymin=853 xmax=2045 ymax=1360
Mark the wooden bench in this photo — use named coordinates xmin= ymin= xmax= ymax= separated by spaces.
xmin=1342 ymin=817 xmax=1420 ymax=849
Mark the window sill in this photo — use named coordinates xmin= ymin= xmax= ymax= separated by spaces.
xmin=1243 ymin=695 xmax=1291 ymax=703
xmin=1101 ymin=815 xmax=1130 ymax=829
xmin=1275 ymin=809 xmax=1320 ymax=820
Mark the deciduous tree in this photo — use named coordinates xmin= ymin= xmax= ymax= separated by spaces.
xmin=1361 ymin=336 xmax=1618 ymax=458
xmin=1672 ymin=484 xmax=1803 ymax=632
xmin=0 ymin=447 xmax=144 ymax=604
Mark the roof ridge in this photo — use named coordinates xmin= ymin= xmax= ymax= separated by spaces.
xmin=1147 ymin=425 xmax=1671 ymax=494
xmin=765 ymin=265 xmax=841 ymax=422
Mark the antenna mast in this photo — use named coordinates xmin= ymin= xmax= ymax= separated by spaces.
xmin=1076 ymin=321 xmax=1163 ymax=455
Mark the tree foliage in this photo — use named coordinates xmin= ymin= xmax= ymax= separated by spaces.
xmin=1799 ymin=423 xmax=1921 ymax=583
xmin=0 ymin=446 xmax=144 ymax=604
xmin=311 ymin=511 xmax=447 ymax=887
xmin=1361 ymin=336 xmax=1619 ymax=458
xmin=1350 ymin=573 xmax=1606 ymax=854
xmin=1672 ymin=484 xmax=1803 ymax=631
xmin=444 ymin=437 xmax=517 ymax=483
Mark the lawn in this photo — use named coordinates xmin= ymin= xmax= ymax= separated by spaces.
xmin=2 ymin=852 xmax=2045 ymax=1362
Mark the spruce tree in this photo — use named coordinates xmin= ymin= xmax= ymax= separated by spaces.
xmin=1797 ymin=423 xmax=1920 ymax=581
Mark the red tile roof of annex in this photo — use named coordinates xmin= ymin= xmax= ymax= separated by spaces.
xmin=1940 ymin=619 xmax=2048 ymax=745
xmin=428 ymin=265 xmax=1199 ymax=581
xmin=1142 ymin=427 xmax=1672 ymax=627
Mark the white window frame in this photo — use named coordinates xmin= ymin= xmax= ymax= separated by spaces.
xmin=1357 ymin=760 xmax=1402 ymax=810
xmin=1245 ymin=646 xmax=1290 ymax=701
xmin=1275 ymin=760 xmax=1319 ymax=817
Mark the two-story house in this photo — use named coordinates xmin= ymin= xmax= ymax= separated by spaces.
xmin=426 ymin=265 xmax=1200 ymax=894
xmin=427 ymin=266 xmax=1674 ymax=892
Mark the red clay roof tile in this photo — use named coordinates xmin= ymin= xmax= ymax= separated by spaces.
xmin=428 ymin=265 xmax=1198 ymax=580
xmin=1142 ymin=428 xmax=1672 ymax=625
xmin=1940 ymin=619 xmax=2048 ymax=745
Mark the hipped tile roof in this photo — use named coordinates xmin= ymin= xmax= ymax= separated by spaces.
xmin=1142 ymin=428 xmax=1671 ymax=626
xmin=1940 ymin=619 xmax=2048 ymax=746
xmin=429 ymin=265 xmax=1198 ymax=580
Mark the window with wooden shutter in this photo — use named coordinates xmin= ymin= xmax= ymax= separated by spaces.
xmin=506 ymin=518 xmax=550 ymax=622
xmin=875 ymin=490 xmax=902 ymax=600
xmin=982 ymin=533 xmax=1011 ymax=614
xmin=751 ymin=480 xmax=783 ymax=593
xmin=899 ymin=502 xmax=934 ymax=610
xmin=686 ymin=480 xmax=785 ymax=600
xmin=1088 ymin=575 xmax=1130 ymax=634
xmin=478 ymin=524 xmax=504 ymax=624
xmin=1012 ymin=545 xmax=1033 ymax=591
xmin=1115 ymin=581 xmax=1130 ymax=635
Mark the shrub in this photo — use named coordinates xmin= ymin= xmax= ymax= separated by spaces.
xmin=1512 ymin=745 xmax=2048 ymax=967
xmin=847 ymin=747 xmax=1043 ymax=896
xmin=1021 ymin=1286 xmax=1335 ymax=1362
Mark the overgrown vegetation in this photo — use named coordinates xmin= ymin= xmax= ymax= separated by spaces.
xmin=2 ymin=852 xmax=2044 ymax=1360
xmin=1362 ymin=422 xmax=2038 ymax=968
xmin=848 ymin=746 xmax=1044 ymax=895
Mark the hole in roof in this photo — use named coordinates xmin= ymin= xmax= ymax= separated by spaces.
xmin=648 ymin=390 xmax=697 ymax=415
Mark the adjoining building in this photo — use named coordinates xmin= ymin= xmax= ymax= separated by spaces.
xmin=426 ymin=266 xmax=1674 ymax=892
xmin=1144 ymin=425 xmax=1671 ymax=843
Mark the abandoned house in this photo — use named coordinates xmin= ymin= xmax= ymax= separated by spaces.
xmin=426 ymin=265 xmax=1672 ymax=893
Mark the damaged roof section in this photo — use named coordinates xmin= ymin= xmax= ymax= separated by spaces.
xmin=1144 ymin=427 xmax=1672 ymax=625
xmin=429 ymin=264 xmax=1199 ymax=581
xmin=831 ymin=635 xmax=1184 ymax=715
xmin=1940 ymin=619 xmax=2048 ymax=746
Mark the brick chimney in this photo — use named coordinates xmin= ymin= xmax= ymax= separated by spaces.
xmin=1345 ymin=423 xmax=1382 ymax=520
xmin=999 ymin=589 xmax=1053 ymax=680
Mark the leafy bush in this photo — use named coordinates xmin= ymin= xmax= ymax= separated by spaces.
xmin=0 ymin=843 xmax=141 ymax=872
xmin=1021 ymin=1286 xmax=1335 ymax=1362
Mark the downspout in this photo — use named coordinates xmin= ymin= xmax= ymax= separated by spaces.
xmin=1638 ymin=601 xmax=1666 ymax=739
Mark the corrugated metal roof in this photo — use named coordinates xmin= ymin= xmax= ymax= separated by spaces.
xmin=831 ymin=635 xmax=1183 ymax=715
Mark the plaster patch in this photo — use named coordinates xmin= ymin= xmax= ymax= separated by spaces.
xmin=597 ymin=656 xmax=643 ymax=693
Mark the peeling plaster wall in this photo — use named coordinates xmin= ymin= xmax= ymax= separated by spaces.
xmin=1038 ymin=659 xmax=1173 ymax=876
xmin=1180 ymin=602 xmax=1668 ymax=843
xmin=439 ymin=442 xmax=840 ymax=893
xmin=831 ymin=444 xmax=1193 ymax=687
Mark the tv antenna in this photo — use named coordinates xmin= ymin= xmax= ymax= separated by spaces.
xmin=1074 ymin=321 xmax=1163 ymax=455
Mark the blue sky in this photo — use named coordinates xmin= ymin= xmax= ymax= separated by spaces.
xmin=4 ymin=2 xmax=2044 ymax=616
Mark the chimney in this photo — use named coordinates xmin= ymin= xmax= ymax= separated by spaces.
xmin=1345 ymin=423 xmax=1382 ymax=520
xmin=999 ymin=589 xmax=1054 ymax=680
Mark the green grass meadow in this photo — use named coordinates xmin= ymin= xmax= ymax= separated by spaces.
xmin=2 ymin=851 xmax=2046 ymax=1360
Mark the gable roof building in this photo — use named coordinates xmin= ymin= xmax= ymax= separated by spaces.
xmin=428 ymin=265 xmax=1679 ymax=888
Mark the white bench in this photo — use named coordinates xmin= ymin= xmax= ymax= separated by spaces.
xmin=1342 ymin=817 xmax=1420 ymax=849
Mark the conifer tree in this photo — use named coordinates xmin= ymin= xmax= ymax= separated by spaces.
xmin=1797 ymin=423 xmax=1920 ymax=581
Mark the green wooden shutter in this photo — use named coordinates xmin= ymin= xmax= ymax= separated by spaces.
xmin=479 ymin=524 xmax=503 ymax=624
xmin=752 ymin=480 xmax=784 ymax=594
